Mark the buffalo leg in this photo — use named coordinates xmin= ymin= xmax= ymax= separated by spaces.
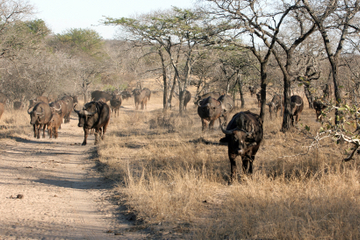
xmin=102 ymin=122 xmax=109 ymax=141
xmin=201 ymin=119 xmax=208 ymax=131
xmin=42 ymin=124 xmax=46 ymax=138
xmin=242 ymin=159 xmax=253 ymax=174
xmin=82 ymin=128 xmax=89 ymax=145
xmin=33 ymin=125 xmax=37 ymax=138
xmin=209 ymin=120 xmax=216 ymax=130
xmin=242 ymin=155 xmax=254 ymax=174
xmin=48 ymin=125 xmax=52 ymax=138
xmin=94 ymin=130 xmax=99 ymax=145
xmin=54 ymin=127 xmax=58 ymax=139
xmin=229 ymin=153 xmax=237 ymax=183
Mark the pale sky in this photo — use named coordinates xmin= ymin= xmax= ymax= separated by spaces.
xmin=30 ymin=0 xmax=196 ymax=39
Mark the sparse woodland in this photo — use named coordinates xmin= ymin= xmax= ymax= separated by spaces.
xmin=1 ymin=0 xmax=360 ymax=239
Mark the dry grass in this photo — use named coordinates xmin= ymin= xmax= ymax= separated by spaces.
xmin=2 ymin=94 xmax=359 ymax=239
xmin=97 ymin=94 xmax=360 ymax=239
xmin=0 ymin=107 xmax=32 ymax=140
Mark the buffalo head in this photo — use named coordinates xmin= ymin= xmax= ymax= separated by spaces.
xmin=74 ymin=103 xmax=97 ymax=128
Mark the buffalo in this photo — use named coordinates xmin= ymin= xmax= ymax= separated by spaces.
xmin=121 ymin=90 xmax=132 ymax=100
xmin=249 ymin=86 xmax=257 ymax=97
xmin=60 ymin=95 xmax=75 ymax=123
xmin=313 ymin=100 xmax=327 ymax=122
xmin=180 ymin=90 xmax=192 ymax=111
xmin=220 ymin=111 xmax=263 ymax=182
xmin=197 ymin=96 xmax=222 ymax=131
xmin=91 ymin=90 xmax=112 ymax=102
xmin=47 ymin=112 xmax=62 ymax=139
xmin=143 ymin=88 xmax=151 ymax=101
xmin=110 ymin=94 xmax=122 ymax=117
xmin=267 ymin=94 xmax=283 ymax=119
xmin=195 ymin=91 xmax=221 ymax=105
xmin=133 ymin=89 xmax=149 ymax=110
xmin=290 ymin=95 xmax=304 ymax=126
xmin=49 ymin=100 xmax=67 ymax=127
xmin=218 ymin=94 xmax=234 ymax=125
xmin=74 ymin=101 xmax=110 ymax=145
xmin=28 ymin=102 xmax=52 ymax=139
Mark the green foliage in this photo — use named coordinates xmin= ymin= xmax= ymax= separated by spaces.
xmin=25 ymin=19 xmax=51 ymax=37
xmin=54 ymin=28 xmax=104 ymax=57
xmin=312 ymin=101 xmax=360 ymax=161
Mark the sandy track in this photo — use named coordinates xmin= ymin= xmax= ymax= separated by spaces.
xmin=0 ymin=116 xmax=145 ymax=240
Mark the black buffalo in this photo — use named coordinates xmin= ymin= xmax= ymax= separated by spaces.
xmin=195 ymin=91 xmax=221 ymax=105
xmin=313 ymin=100 xmax=327 ymax=121
xmin=217 ymin=94 xmax=234 ymax=125
xmin=121 ymin=90 xmax=132 ymax=100
xmin=197 ymin=96 xmax=222 ymax=131
xmin=290 ymin=95 xmax=304 ymax=126
xmin=143 ymin=88 xmax=151 ymax=101
xmin=249 ymin=86 xmax=257 ymax=97
xmin=28 ymin=102 xmax=52 ymax=139
xmin=49 ymin=99 xmax=67 ymax=126
xmin=220 ymin=111 xmax=263 ymax=182
xmin=74 ymin=101 xmax=110 ymax=145
xmin=60 ymin=95 xmax=75 ymax=123
xmin=133 ymin=89 xmax=149 ymax=110
xmin=180 ymin=90 xmax=192 ymax=111
xmin=267 ymin=94 xmax=283 ymax=119
xmin=91 ymin=90 xmax=112 ymax=102
xmin=110 ymin=94 xmax=122 ymax=117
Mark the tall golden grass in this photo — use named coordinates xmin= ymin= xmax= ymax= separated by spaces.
xmin=0 ymin=107 xmax=32 ymax=139
xmin=1 ymin=95 xmax=359 ymax=239
xmin=98 ymin=95 xmax=360 ymax=239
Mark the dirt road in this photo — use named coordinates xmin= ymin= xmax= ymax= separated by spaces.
xmin=0 ymin=117 xmax=146 ymax=239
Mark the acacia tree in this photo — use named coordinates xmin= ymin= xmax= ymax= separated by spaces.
xmin=104 ymin=8 xmax=214 ymax=115
xmin=0 ymin=19 xmax=55 ymax=101
xmin=104 ymin=10 xmax=180 ymax=110
xmin=50 ymin=28 xmax=105 ymax=101
xmin=216 ymin=47 xmax=257 ymax=107
xmin=302 ymin=0 xmax=360 ymax=124
xmin=204 ymin=0 xmax=290 ymax=121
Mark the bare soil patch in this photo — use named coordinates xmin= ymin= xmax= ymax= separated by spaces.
xmin=0 ymin=114 xmax=148 ymax=239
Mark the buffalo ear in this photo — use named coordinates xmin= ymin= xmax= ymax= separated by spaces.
xmin=219 ymin=137 xmax=228 ymax=144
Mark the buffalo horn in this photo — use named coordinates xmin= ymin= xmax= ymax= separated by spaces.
xmin=35 ymin=108 xmax=44 ymax=116
xmin=219 ymin=118 xmax=236 ymax=135
xmin=84 ymin=110 xmax=96 ymax=116
xmin=53 ymin=105 xmax=61 ymax=112
xmin=73 ymin=104 xmax=80 ymax=114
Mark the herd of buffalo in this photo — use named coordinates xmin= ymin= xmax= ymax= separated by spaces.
xmin=0 ymin=87 xmax=328 ymax=182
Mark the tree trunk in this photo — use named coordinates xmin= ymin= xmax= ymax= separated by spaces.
xmin=303 ymin=84 xmax=313 ymax=108
xmin=159 ymin=49 xmax=168 ymax=110
xmin=331 ymin=62 xmax=342 ymax=124
xmin=167 ymin=75 xmax=177 ymax=109
xmin=281 ymin=75 xmax=292 ymax=132
xmin=179 ymin=90 xmax=185 ymax=116
xmin=237 ymin=72 xmax=245 ymax=108
xmin=259 ymin=63 xmax=267 ymax=121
